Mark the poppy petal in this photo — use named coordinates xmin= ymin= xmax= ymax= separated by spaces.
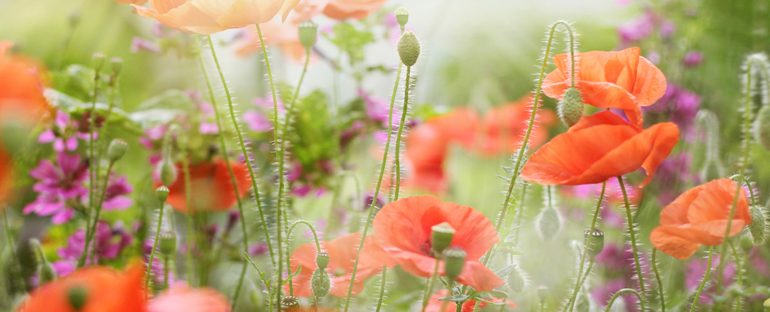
xmin=650 ymin=226 xmax=701 ymax=259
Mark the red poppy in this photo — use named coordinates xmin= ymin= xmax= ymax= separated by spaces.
xmin=322 ymin=0 xmax=386 ymax=20
xmin=521 ymin=110 xmax=679 ymax=186
xmin=650 ymin=179 xmax=751 ymax=259
xmin=471 ymin=96 xmax=556 ymax=156
xmin=148 ymin=285 xmax=229 ymax=312
xmin=0 ymin=41 xmax=51 ymax=125
xmin=18 ymin=262 xmax=147 ymax=312
xmin=542 ymin=47 xmax=667 ymax=127
xmin=372 ymin=196 xmax=503 ymax=291
xmin=425 ymin=290 xmax=516 ymax=312
xmin=286 ymin=232 xmax=392 ymax=297
xmin=165 ymin=158 xmax=252 ymax=213
xmin=404 ymin=120 xmax=453 ymax=193
xmin=0 ymin=146 xmax=11 ymax=205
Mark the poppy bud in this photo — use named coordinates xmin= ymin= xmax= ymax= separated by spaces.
xmin=311 ymin=268 xmax=331 ymax=298
xmin=110 ymin=57 xmax=123 ymax=77
xmin=316 ymin=251 xmax=330 ymax=269
xmin=156 ymin=186 xmax=170 ymax=202
xmin=583 ymin=228 xmax=605 ymax=257
xmin=67 ymin=285 xmax=88 ymax=311
xmin=281 ymin=296 xmax=299 ymax=308
xmin=159 ymin=232 xmax=176 ymax=257
xmin=749 ymin=204 xmax=769 ymax=245
xmin=431 ymin=222 xmax=455 ymax=256
xmin=507 ymin=264 xmax=529 ymax=293
xmin=298 ymin=21 xmax=318 ymax=50
xmin=536 ymin=206 xmax=562 ymax=241
xmin=394 ymin=7 xmax=409 ymax=28
xmin=443 ymin=248 xmax=466 ymax=281
xmin=755 ymin=105 xmax=770 ymax=150
xmin=107 ymin=139 xmax=128 ymax=162
xmin=159 ymin=160 xmax=177 ymax=186
xmin=397 ymin=31 xmax=420 ymax=66
xmin=91 ymin=53 xmax=106 ymax=70
xmin=557 ymin=88 xmax=584 ymax=127
xmin=30 ymin=239 xmax=56 ymax=283
xmin=740 ymin=234 xmax=754 ymax=252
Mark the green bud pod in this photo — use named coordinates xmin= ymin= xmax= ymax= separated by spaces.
xmin=159 ymin=232 xmax=176 ymax=257
xmin=442 ymin=247 xmax=466 ymax=281
xmin=311 ymin=269 xmax=331 ymax=298
xmin=107 ymin=139 xmax=128 ymax=162
xmin=67 ymin=285 xmax=89 ymax=311
xmin=583 ymin=228 xmax=605 ymax=258
xmin=749 ymin=204 xmax=769 ymax=245
xmin=281 ymin=296 xmax=299 ymax=308
xmin=557 ymin=88 xmax=584 ymax=127
xmin=159 ymin=160 xmax=177 ymax=186
xmin=431 ymin=222 xmax=455 ymax=256
xmin=156 ymin=186 xmax=170 ymax=202
xmin=536 ymin=207 xmax=562 ymax=241
xmin=507 ymin=264 xmax=529 ymax=293
xmin=30 ymin=239 xmax=57 ymax=283
xmin=755 ymin=105 xmax=770 ymax=150
xmin=298 ymin=21 xmax=318 ymax=50
xmin=394 ymin=7 xmax=409 ymax=28
xmin=316 ymin=251 xmax=330 ymax=269
xmin=740 ymin=234 xmax=754 ymax=252
xmin=110 ymin=57 xmax=123 ymax=77
xmin=91 ymin=53 xmax=106 ymax=70
xmin=397 ymin=31 xmax=420 ymax=66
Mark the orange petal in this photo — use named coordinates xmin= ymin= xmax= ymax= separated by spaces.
xmin=650 ymin=226 xmax=701 ymax=259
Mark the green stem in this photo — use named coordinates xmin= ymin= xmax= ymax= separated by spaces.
xmin=392 ymin=67 xmax=411 ymax=201
xmin=420 ymin=258 xmax=440 ymax=312
xmin=618 ymin=176 xmax=647 ymax=310
xmin=566 ymin=252 xmax=588 ymax=312
xmin=439 ymin=280 xmax=454 ymax=312
xmin=386 ymin=62 xmax=404 ymax=202
xmin=729 ymin=242 xmax=745 ymax=310
xmin=2 ymin=208 xmax=27 ymax=291
xmin=375 ymin=267 xmax=388 ymax=312
xmin=80 ymin=60 xmax=104 ymax=268
xmin=565 ymin=182 xmax=606 ymax=311
xmin=145 ymin=199 xmax=166 ymax=295
xmin=181 ymin=156 xmax=195 ymax=285
xmin=79 ymin=162 xmax=115 ymax=266
xmin=604 ymin=288 xmax=644 ymax=312
xmin=689 ymin=247 xmax=714 ymax=312
xmin=341 ymin=64 xmax=411 ymax=312
xmin=163 ymin=256 xmax=170 ymax=290
xmin=652 ymin=249 xmax=666 ymax=312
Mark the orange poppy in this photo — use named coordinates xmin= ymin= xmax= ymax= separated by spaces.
xmin=235 ymin=20 xmax=306 ymax=61
xmin=650 ymin=179 xmax=751 ymax=259
xmin=0 ymin=146 xmax=11 ymax=205
xmin=132 ymin=0 xmax=301 ymax=34
xmin=404 ymin=119 xmax=454 ymax=193
xmin=542 ymin=47 xmax=667 ymax=127
xmin=286 ymin=232 xmax=391 ymax=297
xmin=322 ymin=0 xmax=386 ymax=20
xmin=521 ymin=110 xmax=678 ymax=186
xmin=165 ymin=158 xmax=251 ymax=213
xmin=18 ymin=262 xmax=146 ymax=312
xmin=471 ymin=96 xmax=556 ymax=156
xmin=372 ymin=196 xmax=504 ymax=291
xmin=0 ymin=41 xmax=51 ymax=125
xmin=425 ymin=290 xmax=516 ymax=312
xmin=148 ymin=285 xmax=229 ymax=312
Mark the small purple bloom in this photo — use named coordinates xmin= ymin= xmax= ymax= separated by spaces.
xmin=53 ymin=221 xmax=132 ymax=276
xmin=359 ymin=89 xmax=389 ymax=124
xmin=101 ymin=175 xmax=134 ymax=211
xmin=617 ymin=12 xmax=655 ymax=45
xmin=131 ymin=37 xmax=161 ymax=54
xmin=244 ymin=111 xmax=273 ymax=132
xmin=683 ymin=51 xmax=704 ymax=67
xmin=24 ymin=153 xmax=89 ymax=224
xmin=38 ymin=112 xmax=90 ymax=152
xmin=659 ymin=20 xmax=676 ymax=39
xmin=249 ymin=243 xmax=269 ymax=257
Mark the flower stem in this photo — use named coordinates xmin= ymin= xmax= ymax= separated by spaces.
xmin=145 ymin=199 xmax=165 ymax=295
xmin=689 ymin=247 xmax=714 ymax=312
xmin=420 ymin=258 xmax=440 ymax=312
xmin=181 ymin=156 xmax=195 ymax=285
xmin=652 ymin=249 xmax=666 ymax=312
xmin=566 ymin=181 xmax=604 ymax=311
xmin=604 ymin=288 xmax=644 ymax=312
xmin=163 ymin=256 xmax=170 ymax=290
xmin=392 ymin=66 xmax=411 ymax=201
xmin=617 ymin=176 xmax=647 ymax=310
xmin=375 ymin=267 xmax=388 ymax=312
xmin=341 ymin=64 xmax=411 ymax=312
xmin=79 ymin=161 xmax=115 ymax=267
xmin=81 ymin=59 xmax=104 ymax=268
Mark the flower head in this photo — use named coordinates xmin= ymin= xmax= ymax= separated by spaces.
xmin=373 ymin=196 xmax=503 ymax=291
xmin=24 ymin=152 xmax=89 ymax=224
xmin=471 ymin=96 xmax=556 ymax=156
xmin=164 ymin=158 xmax=252 ymax=213
xmin=0 ymin=41 xmax=50 ymax=126
xmin=54 ymin=221 xmax=133 ymax=276
xmin=322 ymin=0 xmax=387 ymax=20
xmin=148 ymin=285 xmax=229 ymax=312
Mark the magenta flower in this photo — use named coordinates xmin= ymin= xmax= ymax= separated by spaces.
xmin=686 ymin=255 xmax=735 ymax=305
xmin=53 ymin=221 xmax=132 ymax=276
xmin=131 ymin=37 xmax=161 ymax=53
xmin=101 ymin=175 xmax=134 ymax=211
xmin=593 ymin=244 xmax=650 ymax=312
xmin=38 ymin=112 xmax=90 ymax=153
xmin=24 ymin=153 xmax=89 ymax=224
xmin=359 ymin=89 xmax=389 ymax=124
xmin=683 ymin=51 xmax=704 ymax=67
xmin=244 ymin=111 xmax=272 ymax=132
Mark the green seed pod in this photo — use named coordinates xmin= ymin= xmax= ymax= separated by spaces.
xmin=749 ymin=204 xmax=769 ymax=245
xmin=536 ymin=207 xmax=562 ymax=241
xmin=740 ymin=234 xmax=754 ymax=252
xmin=311 ymin=269 xmax=331 ymax=298
xmin=107 ymin=139 xmax=128 ymax=162
xmin=397 ymin=31 xmax=420 ymax=66
xmin=583 ymin=228 xmax=605 ymax=258
xmin=507 ymin=264 xmax=529 ymax=293
xmin=557 ymin=88 xmax=584 ymax=127
xmin=159 ymin=160 xmax=177 ymax=186
xmin=159 ymin=232 xmax=176 ymax=257
xmin=755 ymin=105 xmax=770 ymax=150
xmin=431 ymin=222 xmax=456 ymax=256
xmin=156 ymin=186 xmax=170 ymax=202
xmin=281 ymin=296 xmax=299 ymax=308
xmin=67 ymin=285 xmax=89 ymax=311
xmin=443 ymin=248 xmax=466 ymax=281
xmin=30 ymin=239 xmax=56 ymax=283
xmin=298 ymin=21 xmax=318 ymax=50
xmin=315 ymin=251 xmax=330 ymax=269
xmin=394 ymin=7 xmax=409 ymax=28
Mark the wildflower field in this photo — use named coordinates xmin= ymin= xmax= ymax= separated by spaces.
xmin=1 ymin=0 xmax=770 ymax=311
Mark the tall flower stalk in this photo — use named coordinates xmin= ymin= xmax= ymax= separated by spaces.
xmin=618 ymin=176 xmax=648 ymax=310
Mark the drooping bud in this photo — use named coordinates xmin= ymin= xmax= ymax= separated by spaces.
xmin=443 ymin=248 xmax=466 ymax=281
xmin=316 ymin=251 xmax=330 ymax=269
xmin=311 ymin=269 xmax=331 ymax=297
xmin=29 ymin=239 xmax=56 ymax=283
xmin=431 ymin=222 xmax=455 ymax=256
xmin=536 ymin=187 xmax=562 ymax=241
xmin=507 ymin=263 xmax=529 ymax=293
xmin=397 ymin=31 xmax=420 ymax=66
xmin=159 ymin=232 xmax=176 ymax=257
xmin=156 ymin=186 xmax=170 ymax=202
xmin=749 ymin=204 xmax=769 ymax=245
xmin=159 ymin=160 xmax=177 ymax=186
xmin=755 ymin=105 xmax=770 ymax=150
xmin=281 ymin=296 xmax=299 ymax=308
xmin=394 ymin=7 xmax=409 ymax=29
xmin=298 ymin=21 xmax=318 ymax=50
xmin=67 ymin=285 xmax=89 ymax=311
xmin=557 ymin=88 xmax=584 ymax=127
xmin=583 ymin=228 xmax=605 ymax=257
xmin=107 ymin=139 xmax=128 ymax=162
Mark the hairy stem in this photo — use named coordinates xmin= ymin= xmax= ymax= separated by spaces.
xmin=689 ymin=247 xmax=714 ymax=312
xmin=652 ymin=249 xmax=666 ymax=312
xmin=420 ymin=258 xmax=440 ymax=312
xmin=618 ymin=176 xmax=647 ymax=310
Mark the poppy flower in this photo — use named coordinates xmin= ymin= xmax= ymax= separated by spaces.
xmin=148 ymin=285 xmax=229 ymax=312
xmin=372 ymin=196 xmax=504 ymax=291
xmin=164 ymin=158 xmax=251 ymax=213
xmin=542 ymin=47 xmax=667 ymax=126
xmin=0 ymin=41 xmax=51 ymax=125
xmin=322 ymin=0 xmax=387 ymax=20
xmin=235 ymin=20 xmax=305 ymax=61
xmin=0 ymin=146 xmax=11 ymax=206
xmin=286 ymin=232 xmax=391 ymax=297
xmin=650 ymin=179 xmax=751 ymax=259
xmin=18 ymin=262 xmax=147 ymax=312
xmin=470 ymin=96 xmax=556 ymax=156
xmin=521 ymin=110 xmax=679 ymax=186
xmin=132 ymin=0 xmax=301 ymax=35
xmin=425 ymin=290 xmax=516 ymax=312
xmin=404 ymin=120 xmax=453 ymax=193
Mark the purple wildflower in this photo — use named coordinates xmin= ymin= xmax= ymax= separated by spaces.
xmin=24 ymin=153 xmax=89 ymax=224
xmin=101 ymin=175 xmax=134 ymax=211
xmin=131 ymin=37 xmax=161 ymax=53
xmin=685 ymin=255 xmax=735 ymax=304
xmin=53 ymin=221 xmax=132 ymax=276
xmin=683 ymin=51 xmax=704 ymax=67
xmin=38 ymin=112 xmax=90 ymax=153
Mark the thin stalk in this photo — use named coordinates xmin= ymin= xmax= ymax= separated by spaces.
xmin=182 ymin=156 xmax=195 ymax=285
xmin=618 ymin=176 xmax=647 ymax=310
xmin=145 ymin=200 xmax=166 ymax=295
xmin=420 ymin=258 xmax=440 ymax=312
xmin=689 ymin=247 xmax=714 ymax=312
xmin=565 ymin=252 xmax=587 ymax=312
xmin=604 ymin=288 xmax=644 ymax=312
xmin=392 ymin=67 xmax=411 ymax=201
xmin=375 ymin=267 xmax=388 ymax=312
xmin=341 ymin=64 xmax=411 ymax=312
xmin=2 ymin=209 xmax=27 ymax=291
xmin=439 ymin=281 xmax=454 ymax=312
xmin=163 ymin=257 xmax=170 ymax=290
xmin=652 ymin=249 xmax=666 ymax=312
xmin=79 ymin=161 xmax=115 ymax=266
xmin=80 ymin=60 xmax=104 ymax=268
